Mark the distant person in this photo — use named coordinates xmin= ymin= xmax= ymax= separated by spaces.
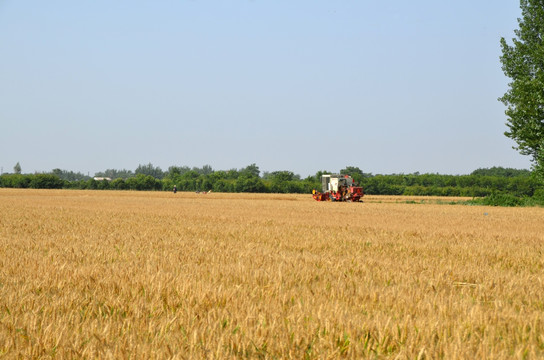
xmin=173 ymin=185 xmax=177 ymax=194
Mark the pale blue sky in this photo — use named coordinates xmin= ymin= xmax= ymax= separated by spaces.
xmin=0 ymin=1 xmax=532 ymax=176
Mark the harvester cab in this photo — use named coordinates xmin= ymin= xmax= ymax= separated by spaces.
xmin=312 ymin=174 xmax=363 ymax=202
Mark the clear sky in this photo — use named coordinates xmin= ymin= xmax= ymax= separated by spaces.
xmin=0 ymin=0 xmax=533 ymax=177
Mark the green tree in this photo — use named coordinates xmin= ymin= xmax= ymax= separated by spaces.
xmin=268 ymin=171 xmax=295 ymax=182
xmin=51 ymin=168 xmax=90 ymax=181
xmin=500 ymin=0 xmax=544 ymax=180
xmin=13 ymin=162 xmax=21 ymax=174
xmin=111 ymin=178 xmax=128 ymax=190
xmin=265 ymin=171 xmax=291 ymax=193
xmin=126 ymin=174 xmax=162 ymax=191
xmin=193 ymin=165 xmax=213 ymax=175
xmin=29 ymin=174 xmax=64 ymax=189
xmin=135 ymin=163 xmax=164 ymax=179
xmin=0 ymin=174 xmax=30 ymax=188
xmin=340 ymin=166 xmax=369 ymax=184
xmin=95 ymin=168 xmax=134 ymax=179
xmin=235 ymin=175 xmax=265 ymax=192
xmin=340 ymin=166 xmax=363 ymax=177
xmin=240 ymin=163 xmax=260 ymax=178
xmin=221 ymin=169 xmax=237 ymax=179
xmin=471 ymin=166 xmax=531 ymax=177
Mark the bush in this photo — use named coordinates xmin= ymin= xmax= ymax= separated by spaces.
xmin=472 ymin=193 xmax=524 ymax=207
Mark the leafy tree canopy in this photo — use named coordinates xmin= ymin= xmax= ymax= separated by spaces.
xmin=266 ymin=171 xmax=297 ymax=182
xmin=239 ymin=163 xmax=260 ymax=178
xmin=135 ymin=163 xmax=164 ymax=179
xmin=500 ymin=0 xmax=544 ymax=180
xmin=340 ymin=166 xmax=363 ymax=176
xmin=471 ymin=166 xmax=531 ymax=177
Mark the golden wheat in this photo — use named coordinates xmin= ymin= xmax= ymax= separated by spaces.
xmin=0 ymin=189 xmax=543 ymax=359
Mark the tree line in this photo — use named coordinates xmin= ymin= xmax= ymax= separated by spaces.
xmin=0 ymin=163 xmax=541 ymax=200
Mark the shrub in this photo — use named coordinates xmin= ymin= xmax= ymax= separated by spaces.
xmin=475 ymin=193 xmax=523 ymax=207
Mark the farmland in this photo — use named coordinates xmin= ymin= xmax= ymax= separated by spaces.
xmin=1 ymin=189 xmax=543 ymax=359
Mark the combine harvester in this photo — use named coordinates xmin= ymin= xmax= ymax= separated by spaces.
xmin=312 ymin=174 xmax=364 ymax=202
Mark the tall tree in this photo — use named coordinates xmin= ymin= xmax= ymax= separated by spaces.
xmin=499 ymin=0 xmax=544 ymax=180
xmin=13 ymin=162 xmax=21 ymax=174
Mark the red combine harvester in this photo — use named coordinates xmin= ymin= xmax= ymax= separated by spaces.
xmin=312 ymin=174 xmax=364 ymax=202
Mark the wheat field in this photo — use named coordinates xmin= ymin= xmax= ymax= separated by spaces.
xmin=0 ymin=189 xmax=543 ymax=359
